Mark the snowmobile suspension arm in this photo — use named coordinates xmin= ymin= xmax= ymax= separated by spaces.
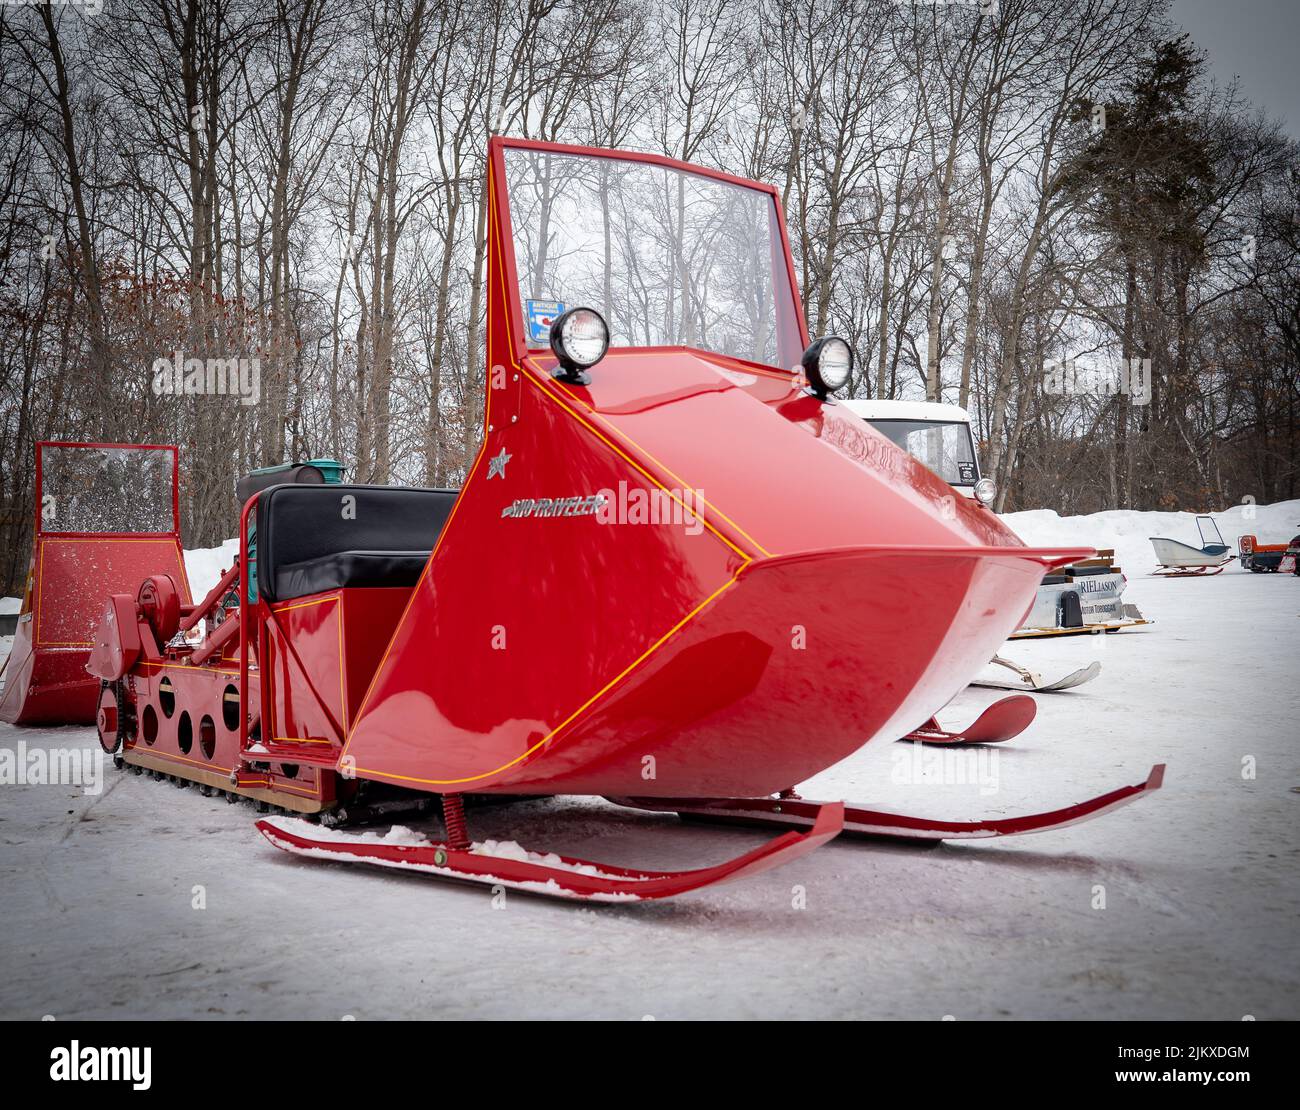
xmin=180 ymin=560 xmax=240 ymax=634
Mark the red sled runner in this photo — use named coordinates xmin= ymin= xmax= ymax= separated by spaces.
xmin=87 ymin=139 xmax=1160 ymax=903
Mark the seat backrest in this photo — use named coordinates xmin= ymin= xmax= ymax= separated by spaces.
xmin=255 ymin=484 xmax=458 ymax=602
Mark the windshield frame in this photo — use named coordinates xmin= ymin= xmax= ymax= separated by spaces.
xmin=489 ymin=136 xmax=810 ymax=372
xmin=864 ymin=419 xmax=981 ymax=487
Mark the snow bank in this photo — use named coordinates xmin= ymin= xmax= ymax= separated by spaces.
xmin=1002 ymin=498 xmax=1300 ymax=575
xmin=184 ymin=538 xmax=239 ymax=600
xmin=1 ymin=598 xmax=18 ymax=668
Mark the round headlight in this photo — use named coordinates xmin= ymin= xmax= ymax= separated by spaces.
xmin=550 ymin=307 xmax=609 ymax=380
xmin=974 ymin=477 xmax=996 ymax=505
xmin=801 ymin=336 xmax=854 ymax=397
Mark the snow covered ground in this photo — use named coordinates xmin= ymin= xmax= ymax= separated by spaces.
xmin=1 ymin=503 xmax=1297 ymax=1019
xmin=183 ymin=537 xmax=239 ymax=599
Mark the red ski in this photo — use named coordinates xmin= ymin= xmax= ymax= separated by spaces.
xmin=901 ymin=694 xmax=1037 ymax=745
xmin=1152 ymin=564 xmax=1226 ymax=578
xmin=613 ymin=764 xmax=1164 ymax=842
xmin=255 ymin=802 xmax=844 ymax=903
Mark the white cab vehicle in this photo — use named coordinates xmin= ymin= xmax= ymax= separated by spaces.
xmin=839 ymin=399 xmax=996 ymax=506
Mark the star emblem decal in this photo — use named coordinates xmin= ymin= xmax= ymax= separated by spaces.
xmin=486 ymin=447 xmax=512 ymax=480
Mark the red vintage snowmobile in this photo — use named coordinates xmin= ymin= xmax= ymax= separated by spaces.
xmin=1238 ymin=531 xmax=1300 ymax=574
xmin=0 ymin=442 xmax=190 ymax=724
xmin=87 ymin=138 xmax=1163 ymax=902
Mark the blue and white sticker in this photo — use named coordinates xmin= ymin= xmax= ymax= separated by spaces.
xmin=527 ymin=299 xmax=564 ymax=344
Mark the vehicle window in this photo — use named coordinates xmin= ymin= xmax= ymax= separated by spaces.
xmin=38 ymin=445 xmax=175 ymax=534
xmin=867 ymin=420 xmax=978 ymax=486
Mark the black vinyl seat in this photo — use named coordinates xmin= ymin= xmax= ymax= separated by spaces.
xmin=274 ymin=549 xmax=432 ymax=599
xmin=256 ymin=483 xmax=458 ymax=602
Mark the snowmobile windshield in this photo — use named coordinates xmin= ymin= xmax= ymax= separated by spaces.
xmin=38 ymin=444 xmax=176 ymax=534
xmin=503 ymin=147 xmax=804 ymax=370
xmin=866 ymin=420 xmax=979 ymax=487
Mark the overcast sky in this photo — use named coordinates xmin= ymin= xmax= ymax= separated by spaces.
xmin=1170 ymin=0 xmax=1300 ymax=138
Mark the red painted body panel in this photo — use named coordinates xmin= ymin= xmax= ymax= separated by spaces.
xmin=526 ymin=348 xmax=1013 ymax=556
xmin=266 ymin=588 xmax=412 ymax=746
xmin=1 ymin=442 xmax=189 ymax=725
xmin=85 ymin=593 xmax=144 ymax=682
xmin=498 ymin=550 xmax=1048 ymax=797
xmin=331 ymin=139 xmax=1089 ymax=798
xmin=336 ymin=372 xmax=744 ymax=791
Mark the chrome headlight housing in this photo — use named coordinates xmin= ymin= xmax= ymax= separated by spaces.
xmin=974 ymin=477 xmax=997 ymax=505
xmin=801 ymin=336 xmax=854 ymax=397
xmin=550 ymin=307 xmax=609 ymax=382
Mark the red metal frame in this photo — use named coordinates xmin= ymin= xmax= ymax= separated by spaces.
xmin=237 ymin=493 xmax=258 ymax=756
xmin=2 ymin=441 xmax=188 ymax=725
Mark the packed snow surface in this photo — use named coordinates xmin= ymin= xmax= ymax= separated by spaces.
xmin=184 ymin=538 xmax=240 ymax=600
xmin=0 ymin=503 xmax=1297 ymax=1019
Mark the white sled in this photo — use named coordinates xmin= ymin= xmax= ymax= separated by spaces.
xmin=1150 ymin=516 xmax=1233 ymax=576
